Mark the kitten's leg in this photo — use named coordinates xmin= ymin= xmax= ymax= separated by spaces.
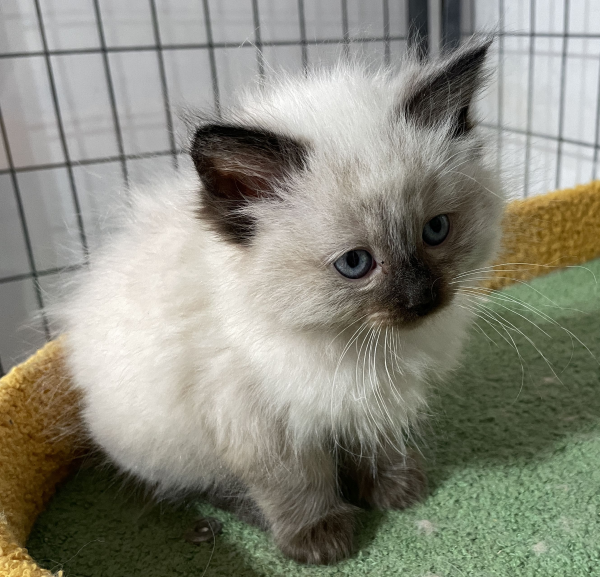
xmin=203 ymin=479 xmax=269 ymax=529
xmin=247 ymin=450 xmax=355 ymax=565
xmin=341 ymin=446 xmax=427 ymax=511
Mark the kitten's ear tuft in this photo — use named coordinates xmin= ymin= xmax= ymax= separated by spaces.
xmin=401 ymin=36 xmax=493 ymax=138
xmin=191 ymin=124 xmax=308 ymax=244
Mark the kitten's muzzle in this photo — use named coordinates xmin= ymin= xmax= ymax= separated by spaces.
xmin=383 ymin=258 xmax=447 ymax=324
xmin=396 ymin=282 xmax=438 ymax=319
xmin=403 ymin=290 xmax=436 ymax=317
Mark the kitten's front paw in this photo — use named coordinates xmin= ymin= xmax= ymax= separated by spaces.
xmin=276 ymin=505 xmax=355 ymax=565
xmin=364 ymin=452 xmax=427 ymax=510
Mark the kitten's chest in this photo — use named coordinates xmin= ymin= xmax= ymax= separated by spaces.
xmin=252 ymin=332 xmax=429 ymax=439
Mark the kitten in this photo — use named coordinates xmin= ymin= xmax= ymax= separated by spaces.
xmin=60 ymin=37 xmax=503 ymax=564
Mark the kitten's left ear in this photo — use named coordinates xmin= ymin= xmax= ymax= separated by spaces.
xmin=401 ymin=37 xmax=493 ymax=138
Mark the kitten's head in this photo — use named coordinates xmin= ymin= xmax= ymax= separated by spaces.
xmin=191 ymin=38 xmax=504 ymax=332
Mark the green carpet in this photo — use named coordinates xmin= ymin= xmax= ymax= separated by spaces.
xmin=27 ymin=260 xmax=600 ymax=576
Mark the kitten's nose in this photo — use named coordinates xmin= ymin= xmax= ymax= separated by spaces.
xmin=392 ymin=256 xmax=440 ymax=320
xmin=404 ymin=289 xmax=436 ymax=317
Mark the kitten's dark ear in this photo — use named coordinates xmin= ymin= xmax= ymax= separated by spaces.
xmin=191 ymin=124 xmax=308 ymax=244
xmin=401 ymin=37 xmax=492 ymax=138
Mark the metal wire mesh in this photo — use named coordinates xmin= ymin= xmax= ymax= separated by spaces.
xmin=1 ymin=0 xmax=599 ymax=374
xmin=0 ymin=0 xmax=411 ymax=373
xmin=470 ymin=0 xmax=600 ymax=200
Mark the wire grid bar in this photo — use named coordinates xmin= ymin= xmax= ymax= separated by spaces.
xmin=149 ymin=0 xmax=179 ymax=170
xmin=92 ymin=0 xmax=129 ymax=188
xmin=0 ymin=104 xmax=50 ymax=338
xmin=553 ymin=0 xmax=570 ymax=191
xmin=0 ymin=264 xmax=85 ymax=287
xmin=496 ymin=0 xmax=504 ymax=178
xmin=522 ymin=0 xmax=536 ymax=197
xmin=0 ymin=35 xmax=408 ymax=60
xmin=32 ymin=0 xmax=88 ymax=258
xmin=297 ymin=0 xmax=309 ymax=72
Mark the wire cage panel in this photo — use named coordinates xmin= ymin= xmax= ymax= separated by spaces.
xmin=1 ymin=0 xmax=600 ymax=374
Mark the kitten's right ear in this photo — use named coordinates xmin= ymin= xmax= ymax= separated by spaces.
xmin=190 ymin=123 xmax=308 ymax=244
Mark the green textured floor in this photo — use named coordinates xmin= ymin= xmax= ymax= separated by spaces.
xmin=28 ymin=260 xmax=600 ymax=577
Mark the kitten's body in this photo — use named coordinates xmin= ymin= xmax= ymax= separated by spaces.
xmin=65 ymin=182 xmax=467 ymax=486
xmin=62 ymin=39 xmax=503 ymax=564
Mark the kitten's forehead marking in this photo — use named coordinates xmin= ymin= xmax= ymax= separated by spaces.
xmin=357 ymin=172 xmax=442 ymax=261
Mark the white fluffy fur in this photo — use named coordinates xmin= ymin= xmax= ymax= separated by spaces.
xmin=61 ymin=57 xmax=504 ymax=499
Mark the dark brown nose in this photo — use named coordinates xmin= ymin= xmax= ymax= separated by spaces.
xmin=387 ymin=256 xmax=440 ymax=320
xmin=406 ymin=298 xmax=435 ymax=317
xmin=402 ymin=285 xmax=437 ymax=317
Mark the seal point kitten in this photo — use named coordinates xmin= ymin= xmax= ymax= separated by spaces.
xmin=61 ymin=37 xmax=503 ymax=564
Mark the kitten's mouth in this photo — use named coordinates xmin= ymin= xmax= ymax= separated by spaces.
xmin=367 ymin=309 xmax=438 ymax=328
xmin=366 ymin=290 xmax=454 ymax=328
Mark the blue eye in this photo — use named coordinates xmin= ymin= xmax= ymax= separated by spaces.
xmin=423 ymin=214 xmax=450 ymax=246
xmin=334 ymin=250 xmax=374 ymax=279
